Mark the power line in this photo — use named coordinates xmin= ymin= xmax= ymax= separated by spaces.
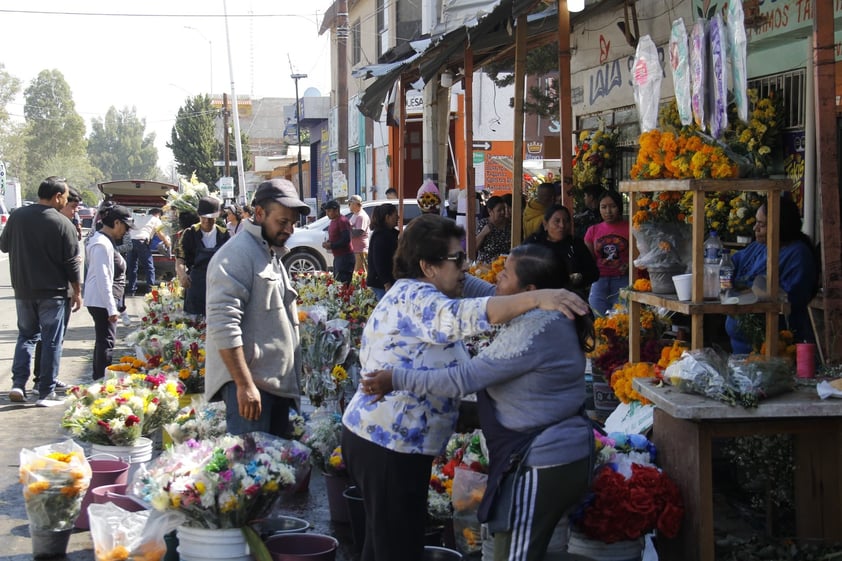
xmin=0 ymin=8 xmax=321 ymax=21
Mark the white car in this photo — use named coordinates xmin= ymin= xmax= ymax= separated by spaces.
xmin=283 ymin=200 xmax=421 ymax=275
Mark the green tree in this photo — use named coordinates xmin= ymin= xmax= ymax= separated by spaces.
xmin=88 ymin=106 xmax=159 ymax=180
xmin=168 ymin=94 xmax=218 ymax=185
xmin=485 ymin=43 xmax=559 ymax=117
xmin=0 ymin=63 xmax=27 ymax=188
xmin=31 ymin=152 xmax=102 ymax=202
xmin=23 ymin=70 xmax=88 ymax=186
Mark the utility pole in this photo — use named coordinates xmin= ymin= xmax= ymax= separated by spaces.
xmin=337 ymin=0 xmax=349 ymax=189
xmin=291 ymin=72 xmax=308 ymax=205
xmin=222 ymin=93 xmax=231 ymax=179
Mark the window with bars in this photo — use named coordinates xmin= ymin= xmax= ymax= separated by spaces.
xmin=748 ymin=69 xmax=805 ymax=130
xmin=351 ymin=19 xmax=361 ymax=66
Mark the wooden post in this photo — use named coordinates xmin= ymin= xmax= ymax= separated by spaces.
xmin=557 ymin=0 xmax=574 ymax=215
xmin=397 ymin=80 xmax=406 ymax=228
xmin=813 ymin=0 xmax=842 ymax=362
xmin=511 ymin=13 xmax=527 ymax=247
xmin=464 ymin=45 xmax=477 ymax=260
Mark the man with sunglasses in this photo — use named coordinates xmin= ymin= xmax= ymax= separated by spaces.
xmin=1 ymin=177 xmax=82 ymax=406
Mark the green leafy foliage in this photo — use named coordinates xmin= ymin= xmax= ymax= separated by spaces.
xmin=167 ymin=94 xmax=219 ymax=186
xmin=88 ymin=106 xmax=159 ymax=181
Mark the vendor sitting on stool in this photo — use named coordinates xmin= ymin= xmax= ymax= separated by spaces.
xmin=725 ymin=194 xmax=820 ymax=354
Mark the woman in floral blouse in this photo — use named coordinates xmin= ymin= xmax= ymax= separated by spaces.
xmin=341 ymin=214 xmax=588 ymax=561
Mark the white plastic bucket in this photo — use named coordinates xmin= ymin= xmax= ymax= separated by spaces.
xmin=177 ymin=526 xmax=252 ymax=561
xmin=672 ymin=273 xmax=693 ymax=301
xmin=90 ymin=437 xmax=154 ymax=481
xmin=566 ymin=530 xmax=642 ymax=561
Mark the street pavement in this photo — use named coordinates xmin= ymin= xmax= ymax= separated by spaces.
xmin=0 ymin=255 xmax=357 ymax=561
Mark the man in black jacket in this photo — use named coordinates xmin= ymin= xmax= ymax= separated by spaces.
xmin=0 ymin=177 xmax=81 ymax=406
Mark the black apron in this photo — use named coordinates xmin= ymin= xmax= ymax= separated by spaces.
xmin=475 ymin=389 xmax=544 ymax=524
xmin=184 ymin=242 xmax=219 ymax=315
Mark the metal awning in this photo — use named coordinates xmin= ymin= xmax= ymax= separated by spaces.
xmin=356 ymin=0 xmax=553 ymax=120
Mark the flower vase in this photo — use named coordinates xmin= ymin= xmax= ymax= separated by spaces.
xmin=323 ymin=471 xmax=351 ymax=523
xmin=566 ymin=530 xmax=643 ymax=561
xmin=31 ymin=526 xmax=73 ymax=559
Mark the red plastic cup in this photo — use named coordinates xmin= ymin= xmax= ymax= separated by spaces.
xmin=796 ymin=343 xmax=816 ymax=379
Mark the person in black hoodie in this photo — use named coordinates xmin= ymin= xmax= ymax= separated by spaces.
xmin=366 ymin=203 xmax=399 ymax=301
xmin=523 ymin=204 xmax=599 ymax=300
xmin=0 ymin=176 xmax=81 ymax=405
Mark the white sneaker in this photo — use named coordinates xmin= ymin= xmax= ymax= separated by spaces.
xmin=121 ymin=311 xmax=131 ymax=327
xmin=9 ymin=387 xmax=25 ymax=402
xmin=35 ymin=392 xmax=65 ymax=407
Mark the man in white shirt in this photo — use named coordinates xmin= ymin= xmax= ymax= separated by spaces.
xmin=127 ymin=208 xmax=170 ymax=295
xmin=348 ymin=195 xmax=370 ymax=274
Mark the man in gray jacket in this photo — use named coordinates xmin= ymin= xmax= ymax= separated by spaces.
xmin=204 ymin=178 xmax=310 ymax=436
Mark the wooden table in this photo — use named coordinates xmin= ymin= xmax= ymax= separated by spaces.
xmin=633 ymin=380 xmax=842 ymax=561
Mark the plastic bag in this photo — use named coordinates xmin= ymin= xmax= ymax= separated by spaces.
xmin=632 ymin=223 xmax=691 ymax=271
xmin=690 ymin=20 xmax=708 ymax=130
xmin=632 ymin=35 xmax=663 ymax=133
xmin=89 ymin=502 xmax=184 ymax=561
xmin=670 ymin=18 xmax=693 ymax=126
xmin=728 ymin=0 xmax=748 ymax=122
xmin=451 ymin=467 xmax=487 ymax=554
xmin=20 ymin=439 xmax=92 ymax=531
xmin=665 ymin=348 xmax=730 ymax=401
xmin=164 ymin=398 xmax=227 ymax=445
xmin=727 ymin=355 xmax=795 ymax=407
xmin=708 ymin=13 xmax=729 ymax=138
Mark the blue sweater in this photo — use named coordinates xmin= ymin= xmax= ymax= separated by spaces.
xmin=392 ymin=303 xmax=591 ymax=468
xmin=725 ymin=240 xmax=818 ymax=353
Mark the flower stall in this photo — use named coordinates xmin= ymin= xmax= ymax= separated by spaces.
xmin=568 ymin=432 xmax=683 ymax=558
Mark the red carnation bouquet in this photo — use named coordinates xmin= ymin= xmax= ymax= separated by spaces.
xmin=570 ymin=431 xmax=684 ymax=543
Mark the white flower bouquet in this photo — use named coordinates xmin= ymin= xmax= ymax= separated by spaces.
xmin=298 ymin=306 xmax=351 ymax=407
xmin=164 ymin=400 xmax=228 ymax=445
xmin=62 ymin=373 xmax=184 ymax=446
xmin=20 ymin=440 xmax=92 ymax=531
xmin=131 ymin=432 xmax=299 ymax=528
xmin=300 ymin=407 xmax=343 ymax=473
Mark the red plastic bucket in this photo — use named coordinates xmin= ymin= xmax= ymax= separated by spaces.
xmin=75 ymin=454 xmax=130 ymax=529
xmin=265 ymin=533 xmax=339 ymax=561
xmin=91 ymin=483 xmax=147 ymax=512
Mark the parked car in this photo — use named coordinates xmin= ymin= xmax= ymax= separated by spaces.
xmin=77 ymin=205 xmax=97 ymax=229
xmin=283 ymin=199 xmax=421 ymax=275
xmin=0 ymin=199 xmax=9 ymax=235
xmin=97 ymin=180 xmax=179 ymax=283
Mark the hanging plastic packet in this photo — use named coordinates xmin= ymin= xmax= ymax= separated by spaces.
xmin=690 ymin=20 xmax=708 ymax=130
xmin=669 ymin=18 xmax=693 ymax=126
xmin=632 ymin=35 xmax=663 ymax=133
xmin=708 ymin=13 xmax=729 ymax=138
xmin=728 ymin=0 xmax=748 ymax=122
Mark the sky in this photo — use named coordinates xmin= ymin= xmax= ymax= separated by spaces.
xmin=0 ymin=0 xmax=333 ymax=174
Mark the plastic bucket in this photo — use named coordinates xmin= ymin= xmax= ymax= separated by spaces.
xmin=592 ymin=371 xmax=620 ymax=422
xmin=250 ymin=515 xmax=310 ymax=539
xmin=343 ymin=486 xmax=365 ymax=550
xmin=91 ymin=483 xmax=147 ymax=512
xmin=672 ymin=273 xmax=693 ymax=301
xmin=423 ymin=545 xmax=463 ymax=561
xmin=75 ymin=454 xmax=130 ymax=530
xmin=567 ymin=531 xmax=642 ymax=561
xmin=177 ymin=526 xmax=251 ymax=561
xmin=323 ymin=473 xmax=350 ymax=523
xmin=265 ymin=533 xmax=339 ymax=561
xmin=91 ymin=437 xmax=154 ymax=482
xmin=31 ymin=526 xmax=73 ymax=559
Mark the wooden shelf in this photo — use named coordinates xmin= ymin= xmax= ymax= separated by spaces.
xmin=621 ymin=178 xmax=792 ymax=360
xmin=619 ymin=178 xmax=789 ymax=194
xmin=626 ymin=290 xmax=789 ymax=315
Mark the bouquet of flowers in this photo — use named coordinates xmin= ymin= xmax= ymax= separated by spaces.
xmin=143 ymin=280 xmax=186 ymax=320
xmin=132 ymin=432 xmax=299 ymax=528
xmin=588 ymin=303 xmax=670 ymax=381
xmin=300 ymin=407 xmax=343 ymax=473
xmin=609 ymin=362 xmax=657 ymax=405
xmin=326 ymin=445 xmax=346 ymax=476
xmin=428 ymin=458 xmax=454 ymax=523
xmin=62 ymin=373 xmax=184 ymax=446
xmin=569 ymin=431 xmax=683 ymax=543
xmin=165 ymin=173 xmax=214 ymax=215
xmin=164 ymin=400 xmax=228 ymax=445
xmin=298 ymin=306 xmax=351 ymax=407
xmin=20 ymin=440 xmax=92 ymax=530
xmin=727 ymin=191 xmax=764 ymax=240
xmin=630 ymin=129 xmax=738 ymax=180
xmin=726 ymin=88 xmax=784 ymax=176
xmin=572 ymin=128 xmax=617 ymax=189
xmin=468 ymin=254 xmax=507 ymax=284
